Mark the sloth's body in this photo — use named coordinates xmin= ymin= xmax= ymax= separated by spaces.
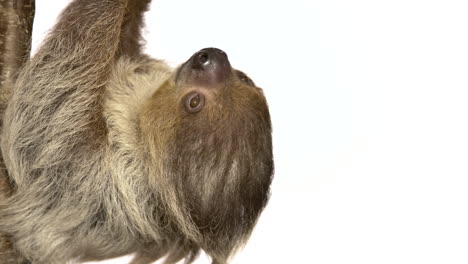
xmin=0 ymin=1 xmax=273 ymax=264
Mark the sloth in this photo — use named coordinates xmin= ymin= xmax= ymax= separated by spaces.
xmin=0 ymin=0 xmax=273 ymax=264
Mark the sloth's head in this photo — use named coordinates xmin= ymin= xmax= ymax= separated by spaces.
xmin=140 ymin=48 xmax=273 ymax=260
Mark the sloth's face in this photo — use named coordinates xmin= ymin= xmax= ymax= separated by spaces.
xmin=174 ymin=47 xmax=264 ymax=116
xmin=140 ymin=48 xmax=273 ymax=251
xmin=142 ymin=47 xmax=270 ymax=145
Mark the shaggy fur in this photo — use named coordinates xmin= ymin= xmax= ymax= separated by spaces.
xmin=0 ymin=1 xmax=273 ymax=264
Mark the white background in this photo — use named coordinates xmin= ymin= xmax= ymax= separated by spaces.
xmin=31 ymin=0 xmax=468 ymax=263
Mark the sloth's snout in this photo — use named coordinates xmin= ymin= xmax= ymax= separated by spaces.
xmin=176 ymin=47 xmax=233 ymax=87
xmin=191 ymin=48 xmax=228 ymax=70
xmin=187 ymin=48 xmax=231 ymax=85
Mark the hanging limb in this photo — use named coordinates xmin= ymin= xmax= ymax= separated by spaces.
xmin=0 ymin=1 xmax=35 ymax=263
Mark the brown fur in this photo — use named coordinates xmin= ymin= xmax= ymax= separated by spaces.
xmin=0 ymin=1 xmax=273 ymax=264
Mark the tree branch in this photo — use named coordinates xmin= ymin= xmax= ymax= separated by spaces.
xmin=0 ymin=0 xmax=35 ymax=88
xmin=0 ymin=0 xmax=35 ymax=263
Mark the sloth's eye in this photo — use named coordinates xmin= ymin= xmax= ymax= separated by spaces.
xmin=184 ymin=92 xmax=205 ymax=113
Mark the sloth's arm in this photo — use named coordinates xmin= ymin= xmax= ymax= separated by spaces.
xmin=6 ymin=0 xmax=153 ymax=148
xmin=13 ymin=0 xmax=129 ymax=142
xmin=119 ymin=0 xmax=152 ymax=57
xmin=38 ymin=0 xmax=126 ymax=84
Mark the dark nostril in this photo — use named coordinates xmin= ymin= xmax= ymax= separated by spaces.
xmin=193 ymin=51 xmax=210 ymax=69
xmin=198 ymin=52 xmax=209 ymax=65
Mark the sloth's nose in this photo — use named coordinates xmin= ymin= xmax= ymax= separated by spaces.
xmin=192 ymin=48 xmax=227 ymax=69
xmin=190 ymin=48 xmax=231 ymax=83
xmin=192 ymin=50 xmax=211 ymax=69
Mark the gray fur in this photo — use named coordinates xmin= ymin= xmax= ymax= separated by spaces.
xmin=0 ymin=1 xmax=273 ymax=264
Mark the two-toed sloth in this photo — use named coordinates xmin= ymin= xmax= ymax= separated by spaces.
xmin=0 ymin=0 xmax=273 ymax=264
